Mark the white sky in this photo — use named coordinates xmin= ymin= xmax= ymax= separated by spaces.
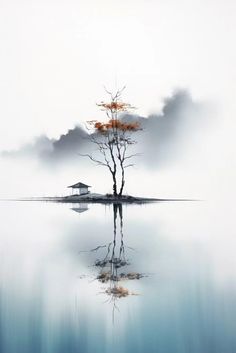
xmin=0 ymin=0 xmax=235 ymax=199
xmin=0 ymin=0 xmax=235 ymax=150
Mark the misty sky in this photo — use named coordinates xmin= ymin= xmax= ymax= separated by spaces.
xmin=0 ymin=0 xmax=235 ymax=199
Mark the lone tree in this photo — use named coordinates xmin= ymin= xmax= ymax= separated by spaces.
xmin=83 ymin=87 xmax=141 ymax=197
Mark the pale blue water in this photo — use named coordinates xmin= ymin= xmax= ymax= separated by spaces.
xmin=0 ymin=200 xmax=235 ymax=353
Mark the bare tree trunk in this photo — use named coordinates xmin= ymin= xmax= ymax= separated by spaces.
xmin=112 ymin=170 xmax=117 ymax=196
xmin=116 ymin=138 xmax=126 ymax=197
xmin=118 ymin=164 xmax=125 ymax=197
xmin=108 ymin=143 xmax=117 ymax=197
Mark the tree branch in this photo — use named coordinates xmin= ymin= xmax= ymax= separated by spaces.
xmin=78 ymin=153 xmax=109 ymax=168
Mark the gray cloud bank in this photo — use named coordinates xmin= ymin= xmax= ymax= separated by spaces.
xmin=2 ymin=90 xmax=210 ymax=169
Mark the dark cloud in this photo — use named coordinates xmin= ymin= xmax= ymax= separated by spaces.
xmin=1 ymin=90 xmax=210 ymax=169
xmin=46 ymin=126 xmax=89 ymax=162
xmin=2 ymin=125 xmax=89 ymax=164
xmin=121 ymin=89 xmax=209 ymax=168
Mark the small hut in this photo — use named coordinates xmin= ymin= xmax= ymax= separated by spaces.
xmin=68 ymin=182 xmax=91 ymax=195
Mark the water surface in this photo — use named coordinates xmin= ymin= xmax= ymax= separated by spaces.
xmin=0 ymin=200 xmax=235 ymax=353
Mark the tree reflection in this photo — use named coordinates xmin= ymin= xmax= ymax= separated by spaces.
xmin=93 ymin=203 xmax=144 ymax=320
xmin=77 ymin=203 xmax=144 ymax=320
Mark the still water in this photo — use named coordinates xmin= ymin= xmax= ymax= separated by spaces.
xmin=0 ymin=200 xmax=235 ymax=353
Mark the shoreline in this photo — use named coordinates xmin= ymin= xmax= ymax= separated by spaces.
xmin=1 ymin=194 xmax=199 ymax=204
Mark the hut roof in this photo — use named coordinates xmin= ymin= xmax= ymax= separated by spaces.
xmin=68 ymin=182 xmax=91 ymax=189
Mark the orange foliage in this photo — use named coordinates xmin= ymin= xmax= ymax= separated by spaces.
xmin=92 ymin=119 xmax=140 ymax=133
xmin=97 ymin=101 xmax=135 ymax=111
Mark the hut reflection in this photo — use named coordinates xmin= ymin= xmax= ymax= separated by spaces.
xmin=71 ymin=203 xmax=89 ymax=214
